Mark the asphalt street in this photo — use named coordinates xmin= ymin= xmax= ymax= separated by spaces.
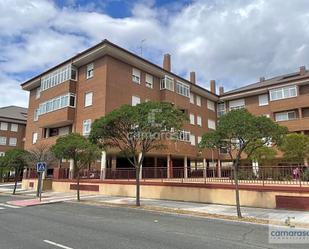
xmin=0 ymin=194 xmax=307 ymax=249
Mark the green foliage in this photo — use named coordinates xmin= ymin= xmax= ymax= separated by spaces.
xmin=200 ymin=109 xmax=288 ymax=162
xmin=51 ymin=133 xmax=101 ymax=201
xmin=2 ymin=149 xmax=29 ymax=170
xmin=1 ymin=149 xmax=29 ymax=194
xmin=51 ymin=133 xmax=100 ymax=171
xmin=280 ymin=133 xmax=309 ymax=164
xmin=245 ymin=140 xmax=277 ymax=165
xmin=90 ymin=101 xmax=188 ymax=168
xmin=90 ymin=101 xmax=188 ymax=206
xmin=199 ymin=109 xmax=288 ymax=218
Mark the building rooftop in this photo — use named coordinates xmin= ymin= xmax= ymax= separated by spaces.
xmin=0 ymin=106 xmax=28 ymax=123
xmin=21 ymin=39 xmax=219 ymax=100
xmin=223 ymin=68 xmax=309 ymax=96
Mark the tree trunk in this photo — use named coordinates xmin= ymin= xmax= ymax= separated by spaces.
xmin=233 ymin=162 xmax=242 ymax=218
xmin=13 ymin=168 xmax=19 ymax=195
xmin=135 ymin=166 xmax=140 ymax=206
xmin=0 ymin=167 xmax=3 ymax=183
xmin=76 ymin=171 xmax=80 ymax=202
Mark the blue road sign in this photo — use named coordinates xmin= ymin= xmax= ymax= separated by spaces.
xmin=36 ymin=162 xmax=47 ymax=172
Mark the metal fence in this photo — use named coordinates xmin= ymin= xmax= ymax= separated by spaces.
xmin=24 ymin=166 xmax=309 ymax=186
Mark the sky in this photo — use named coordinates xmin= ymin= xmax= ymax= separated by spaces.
xmin=1 ymin=0 xmax=309 ymax=107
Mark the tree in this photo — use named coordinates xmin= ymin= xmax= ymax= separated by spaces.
xmin=51 ymin=133 xmax=101 ymax=201
xmin=245 ymin=140 xmax=277 ymax=165
xmin=27 ymin=143 xmax=56 ymax=197
xmin=0 ymin=156 xmax=6 ymax=183
xmin=2 ymin=149 xmax=29 ymax=194
xmin=280 ymin=133 xmax=309 ymax=165
xmin=199 ymin=109 xmax=287 ymax=218
xmin=90 ymin=101 xmax=188 ymax=206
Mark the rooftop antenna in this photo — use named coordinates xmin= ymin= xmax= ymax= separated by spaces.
xmin=139 ymin=39 xmax=146 ymax=57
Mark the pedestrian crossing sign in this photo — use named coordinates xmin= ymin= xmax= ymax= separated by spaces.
xmin=36 ymin=162 xmax=47 ymax=172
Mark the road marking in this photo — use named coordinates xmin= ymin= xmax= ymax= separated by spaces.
xmin=43 ymin=240 xmax=74 ymax=249
xmin=0 ymin=207 xmax=4 ymax=210
xmin=0 ymin=203 xmax=21 ymax=209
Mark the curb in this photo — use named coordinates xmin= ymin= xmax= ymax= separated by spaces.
xmin=75 ymin=200 xmax=307 ymax=228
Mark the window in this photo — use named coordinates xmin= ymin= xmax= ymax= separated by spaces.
xmin=207 ymin=100 xmax=215 ymax=111
xmin=178 ymin=130 xmax=190 ymax=142
xmin=197 ymin=116 xmax=202 ymax=126
xmin=84 ymin=92 xmax=93 ymax=107
xmin=35 ymin=87 xmax=41 ymax=99
xmin=229 ymin=99 xmax=245 ymax=110
xmin=190 ymin=134 xmax=196 ymax=146
xmin=32 ymin=132 xmax=38 ymax=144
xmin=0 ymin=122 xmax=8 ymax=131
xmin=34 ymin=109 xmax=39 ymax=121
xmin=196 ymin=95 xmax=201 ymax=106
xmin=275 ymin=111 xmax=296 ymax=121
xmin=0 ymin=137 xmax=6 ymax=145
xmin=258 ymin=94 xmax=269 ymax=106
xmin=132 ymin=96 xmax=141 ymax=106
xmin=9 ymin=138 xmax=17 ymax=146
xmin=160 ymin=76 xmax=174 ymax=91
xmin=270 ymin=85 xmax=297 ymax=101
xmin=217 ymin=102 xmax=225 ymax=117
xmin=83 ymin=119 xmax=92 ymax=136
xmin=41 ymin=64 xmax=77 ymax=91
xmin=10 ymin=124 xmax=18 ymax=132
xmin=0 ymin=152 xmax=5 ymax=157
xmin=189 ymin=114 xmax=195 ymax=125
xmin=145 ymin=74 xmax=153 ymax=88
xmin=132 ymin=68 xmax=141 ymax=83
xmin=190 ymin=93 xmax=194 ymax=104
xmin=176 ymin=81 xmax=190 ymax=97
xmin=86 ymin=63 xmax=94 ymax=79
xmin=38 ymin=93 xmax=76 ymax=116
xmin=197 ymin=136 xmax=202 ymax=144
xmin=208 ymin=119 xmax=216 ymax=130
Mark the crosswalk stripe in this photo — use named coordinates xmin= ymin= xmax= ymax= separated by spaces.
xmin=0 ymin=207 xmax=5 ymax=210
xmin=0 ymin=203 xmax=21 ymax=209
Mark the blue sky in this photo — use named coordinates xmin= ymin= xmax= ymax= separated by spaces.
xmin=1 ymin=0 xmax=309 ymax=107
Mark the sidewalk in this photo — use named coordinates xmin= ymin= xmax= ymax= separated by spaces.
xmin=82 ymin=195 xmax=309 ymax=226
xmin=3 ymin=188 xmax=309 ymax=226
xmin=6 ymin=192 xmax=99 ymax=207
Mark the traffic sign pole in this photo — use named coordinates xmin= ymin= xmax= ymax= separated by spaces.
xmin=36 ymin=162 xmax=47 ymax=200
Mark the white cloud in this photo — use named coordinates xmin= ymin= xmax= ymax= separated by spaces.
xmin=0 ymin=73 xmax=28 ymax=107
xmin=1 ymin=0 xmax=309 ymax=107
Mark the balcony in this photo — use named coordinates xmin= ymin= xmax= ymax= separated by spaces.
xmin=37 ymin=107 xmax=75 ymax=128
xmin=277 ymin=117 xmax=309 ymax=132
xmin=270 ymin=93 xmax=309 ymax=112
xmin=40 ymin=80 xmax=76 ymax=101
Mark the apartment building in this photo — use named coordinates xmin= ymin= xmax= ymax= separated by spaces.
xmin=21 ymin=40 xmax=219 ymax=178
xmin=218 ymin=67 xmax=309 ymax=165
xmin=0 ymin=106 xmax=27 ymax=156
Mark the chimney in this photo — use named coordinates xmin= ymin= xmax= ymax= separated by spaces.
xmin=219 ymin=86 xmax=224 ymax=95
xmin=163 ymin=54 xmax=171 ymax=71
xmin=190 ymin=71 xmax=196 ymax=84
xmin=210 ymin=80 xmax=216 ymax=94
xmin=260 ymin=77 xmax=265 ymax=82
xmin=300 ymin=66 xmax=306 ymax=76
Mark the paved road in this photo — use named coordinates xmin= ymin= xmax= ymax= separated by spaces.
xmin=0 ymin=194 xmax=307 ymax=249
